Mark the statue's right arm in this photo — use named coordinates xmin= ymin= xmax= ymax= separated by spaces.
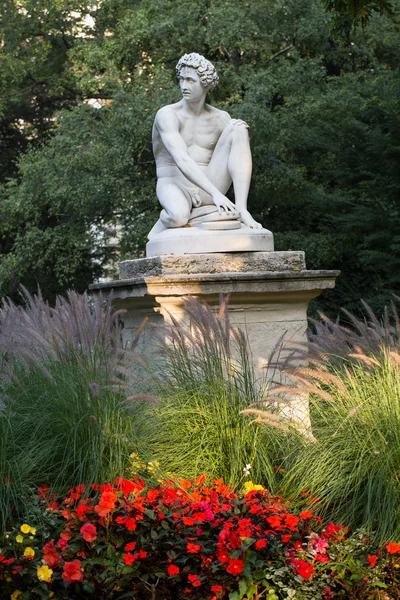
xmin=155 ymin=108 xmax=220 ymax=198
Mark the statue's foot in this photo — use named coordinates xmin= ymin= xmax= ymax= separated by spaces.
xmin=240 ymin=209 xmax=263 ymax=229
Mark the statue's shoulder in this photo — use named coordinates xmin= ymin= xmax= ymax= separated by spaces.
xmin=155 ymin=103 xmax=180 ymax=128
xmin=205 ymin=104 xmax=231 ymax=123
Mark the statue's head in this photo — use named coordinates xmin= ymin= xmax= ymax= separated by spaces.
xmin=176 ymin=53 xmax=219 ymax=90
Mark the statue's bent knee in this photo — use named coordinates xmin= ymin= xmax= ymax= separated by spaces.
xmin=168 ymin=213 xmax=190 ymax=228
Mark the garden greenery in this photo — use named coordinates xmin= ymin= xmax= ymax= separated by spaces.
xmin=2 ymin=290 xmax=400 ymax=596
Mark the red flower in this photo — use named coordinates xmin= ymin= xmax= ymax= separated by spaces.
xmin=291 ymin=559 xmax=314 ymax=579
xmin=315 ymin=553 xmax=330 ymax=563
xmin=255 ymin=539 xmax=267 ymax=550
xmin=386 ymin=542 xmax=400 ymax=554
xmin=188 ymin=573 xmax=201 ymax=587
xmin=216 ymin=549 xmax=230 ymax=563
xmin=75 ymin=502 xmax=91 ymax=521
xmin=322 ymin=587 xmax=333 ymax=600
xmin=80 ymin=523 xmax=97 ymax=542
xmin=57 ymin=538 xmax=68 ymax=551
xmin=367 ymin=555 xmax=378 ymax=567
xmin=266 ymin=515 xmax=282 ymax=529
xmin=62 ymin=560 xmax=83 ymax=585
xmin=187 ymin=543 xmax=201 ymax=553
xmin=115 ymin=477 xmax=142 ymax=495
xmin=125 ymin=517 xmax=137 ymax=531
xmin=60 ymin=529 xmax=72 ymax=541
xmin=281 ymin=534 xmax=292 ymax=543
xmin=43 ymin=540 xmax=61 ymax=569
xmin=284 ymin=514 xmax=299 ymax=529
xmin=123 ymin=553 xmax=136 ymax=565
xmin=300 ymin=510 xmax=313 ymax=520
xmin=167 ymin=564 xmax=180 ymax=576
xmin=125 ymin=542 xmax=136 ymax=551
xmin=38 ymin=484 xmax=51 ymax=502
xmin=226 ymin=559 xmax=245 ymax=575
xmin=211 ymin=585 xmax=224 ymax=594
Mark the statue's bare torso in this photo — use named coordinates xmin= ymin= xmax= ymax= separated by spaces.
xmin=153 ymin=101 xmax=230 ymax=195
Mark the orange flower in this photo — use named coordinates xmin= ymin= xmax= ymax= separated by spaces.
xmin=94 ymin=491 xmax=118 ymax=517
xmin=386 ymin=542 xmax=400 ymax=554
xmin=300 ymin=510 xmax=313 ymax=520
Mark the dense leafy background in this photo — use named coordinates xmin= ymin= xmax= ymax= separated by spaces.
xmin=0 ymin=0 xmax=399 ymax=312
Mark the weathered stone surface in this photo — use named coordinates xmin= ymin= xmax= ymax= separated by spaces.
xmin=119 ymin=251 xmax=305 ymax=279
xmin=90 ymin=254 xmax=340 ymax=437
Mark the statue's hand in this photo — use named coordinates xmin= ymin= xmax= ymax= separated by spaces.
xmin=229 ymin=118 xmax=249 ymax=129
xmin=212 ymin=191 xmax=240 ymax=218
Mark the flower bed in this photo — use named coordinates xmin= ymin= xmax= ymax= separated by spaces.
xmin=1 ymin=477 xmax=399 ymax=599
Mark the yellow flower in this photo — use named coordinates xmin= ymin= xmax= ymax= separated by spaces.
xmin=10 ymin=591 xmax=23 ymax=600
xmin=243 ymin=481 xmax=265 ymax=494
xmin=20 ymin=523 xmax=31 ymax=534
xmin=29 ymin=527 xmax=36 ymax=536
xmin=37 ymin=564 xmax=53 ymax=582
xmin=15 ymin=535 xmax=24 ymax=543
xmin=147 ymin=460 xmax=160 ymax=473
xmin=23 ymin=546 xmax=35 ymax=558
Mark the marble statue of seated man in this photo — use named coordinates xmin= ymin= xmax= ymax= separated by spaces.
xmin=148 ymin=52 xmax=262 ymax=240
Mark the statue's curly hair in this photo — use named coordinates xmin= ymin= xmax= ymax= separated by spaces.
xmin=176 ymin=53 xmax=219 ymax=90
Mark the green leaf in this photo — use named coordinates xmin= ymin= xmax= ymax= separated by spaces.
xmin=239 ymin=579 xmax=247 ymax=596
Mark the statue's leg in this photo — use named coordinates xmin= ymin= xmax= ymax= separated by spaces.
xmin=158 ymin=178 xmax=191 ymax=227
xmin=206 ymin=119 xmax=262 ymax=229
xmin=148 ymin=179 xmax=192 ymax=240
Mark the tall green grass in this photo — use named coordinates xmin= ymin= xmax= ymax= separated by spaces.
xmin=282 ymin=350 xmax=400 ymax=542
xmin=0 ymin=289 xmax=144 ymax=532
xmin=135 ymin=295 xmax=296 ymax=490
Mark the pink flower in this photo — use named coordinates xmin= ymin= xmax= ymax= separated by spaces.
xmin=80 ymin=523 xmax=97 ymax=542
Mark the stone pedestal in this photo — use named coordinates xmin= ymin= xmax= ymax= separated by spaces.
xmin=146 ymin=223 xmax=274 ymax=256
xmin=90 ymin=252 xmax=339 ymax=395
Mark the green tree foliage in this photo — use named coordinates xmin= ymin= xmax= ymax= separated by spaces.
xmin=0 ymin=0 xmax=399 ymax=311
xmin=322 ymin=0 xmax=394 ymax=37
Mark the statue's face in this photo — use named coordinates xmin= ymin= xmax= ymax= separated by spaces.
xmin=178 ymin=66 xmax=206 ymax=102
